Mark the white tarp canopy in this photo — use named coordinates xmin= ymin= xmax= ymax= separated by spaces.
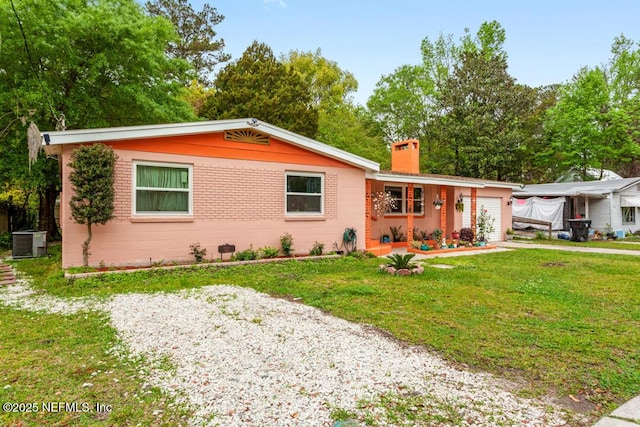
xmin=512 ymin=197 xmax=566 ymax=230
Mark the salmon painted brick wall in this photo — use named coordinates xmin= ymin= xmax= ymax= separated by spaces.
xmin=59 ymin=138 xmax=365 ymax=268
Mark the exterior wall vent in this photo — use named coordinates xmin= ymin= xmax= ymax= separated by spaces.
xmin=224 ymin=129 xmax=270 ymax=145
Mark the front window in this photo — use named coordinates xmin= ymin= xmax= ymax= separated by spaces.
xmin=386 ymin=186 xmax=403 ymax=214
xmin=622 ymin=207 xmax=636 ymax=224
xmin=383 ymin=185 xmax=424 ymax=215
xmin=286 ymin=172 xmax=324 ymax=215
xmin=133 ymin=162 xmax=192 ymax=215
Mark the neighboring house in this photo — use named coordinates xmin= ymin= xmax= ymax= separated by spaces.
xmin=554 ymin=167 xmax=622 ymax=183
xmin=42 ymin=119 xmax=519 ymax=268
xmin=513 ymin=178 xmax=640 ymax=234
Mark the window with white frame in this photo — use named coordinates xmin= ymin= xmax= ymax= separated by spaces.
xmin=286 ymin=172 xmax=324 ymax=215
xmin=622 ymin=207 xmax=636 ymax=224
xmin=383 ymin=185 xmax=424 ymax=215
xmin=133 ymin=162 xmax=192 ymax=215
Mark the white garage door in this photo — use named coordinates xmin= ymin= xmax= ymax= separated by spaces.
xmin=462 ymin=197 xmax=502 ymax=242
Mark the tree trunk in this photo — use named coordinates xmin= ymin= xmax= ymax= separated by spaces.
xmin=82 ymin=222 xmax=92 ymax=267
xmin=38 ymin=184 xmax=61 ymax=241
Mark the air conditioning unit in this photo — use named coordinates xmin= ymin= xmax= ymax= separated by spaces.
xmin=12 ymin=231 xmax=47 ymax=258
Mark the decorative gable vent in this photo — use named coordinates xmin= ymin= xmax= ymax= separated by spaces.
xmin=224 ymin=129 xmax=270 ymax=145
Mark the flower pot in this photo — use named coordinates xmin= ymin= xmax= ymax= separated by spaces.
xmin=420 ymin=245 xmax=429 ymax=251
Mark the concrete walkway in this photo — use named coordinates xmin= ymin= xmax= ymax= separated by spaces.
xmin=390 ymin=242 xmax=640 ymax=426
xmin=592 ymin=397 xmax=640 ymax=427
xmin=495 ymin=241 xmax=640 ymax=256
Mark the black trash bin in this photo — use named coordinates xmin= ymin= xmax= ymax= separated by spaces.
xmin=568 ymin=219 xmax=591 ymax=242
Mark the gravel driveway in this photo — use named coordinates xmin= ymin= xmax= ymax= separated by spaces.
xmin=1 ymin=279 xmax=574 ymax=426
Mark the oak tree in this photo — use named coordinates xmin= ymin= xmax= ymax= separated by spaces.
xmin=201 ymin=41 xmax=318 ymax=138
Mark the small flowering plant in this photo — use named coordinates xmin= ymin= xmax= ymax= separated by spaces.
xmin=476 ymin=206 xmax=495 ymax=242
xmin=372 ymin=191 xmax=397 ymax=216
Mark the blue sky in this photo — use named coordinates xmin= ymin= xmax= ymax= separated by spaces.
xmin=200 ymin=0 xmax=640 ymax=105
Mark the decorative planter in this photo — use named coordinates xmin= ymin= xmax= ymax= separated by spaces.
xmin=420 ymin=245 xmax=429 ymax=251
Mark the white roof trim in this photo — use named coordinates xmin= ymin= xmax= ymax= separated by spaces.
xmin=373 ymin=172 xmax=485 ymax=188
xmin=513 ymin=190 xmax=609 ymax=198
xmin=40 ymin=118 xmax=380 ymax=173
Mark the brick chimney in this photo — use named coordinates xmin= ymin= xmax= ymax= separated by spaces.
xmin=391 ymin=139 xmax=420 ymax=174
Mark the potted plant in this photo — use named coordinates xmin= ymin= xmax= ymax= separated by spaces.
xmin=459 ymin=227 xmax=474 ymax=246
xmin=505 ymin=228 xmax=514 ymax=241
xmin=455 ymin=193 xmax=464 ymax=212
xmin=476 ymin=206 xmax=495 ymax=246
xmin=389 ymin=226 xmax=405 ymax=243
xmin=431 ymin=227 xmax=443 ymax=248
xmin=451 ymin=230 xmax=460 ymax=240
xmin=433 ymin=196 xmax=444 ymax=210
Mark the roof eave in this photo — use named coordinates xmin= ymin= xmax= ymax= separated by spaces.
xmin=372 ymin=172 xmax=485 ymax=188
xmin=40 ymin=119 xmax=380 ymax=173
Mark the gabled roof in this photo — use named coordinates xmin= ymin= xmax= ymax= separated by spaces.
xmin=373 ymin=170 xmax=523 ymax=190
xmin=41 ymin=118 xmax=380 ymax=173
xmin=514 ymin=177 xmax=640 ymax=197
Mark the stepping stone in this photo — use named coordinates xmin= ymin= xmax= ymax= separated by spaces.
xmin=0 ymin=278 xmax=16 ymax=286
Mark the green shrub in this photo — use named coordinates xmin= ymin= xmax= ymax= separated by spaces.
xmin=309 ymin=241 xmax=324 ymax=256
xmin=535 ymin=230 xmax=548 ymax=240
xmin=0 ymin=233 xmax=11 ymax=249
xmin=260 ymin=246 xmax=280 ymax=259
xmin=385 ymin=253 xmax=417 ymax=270
xmin=189 ymin=243 xmax=207 ymax=263
xmin=232 ymin=245 xmax=258 ymax=261
xmin=280 ymin=232 xmax=294 ymax=256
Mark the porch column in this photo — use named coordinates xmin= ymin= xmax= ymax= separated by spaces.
xmin=407 ymin=183 xmax=414 ymax=248
xmin=585 ymin=197 xmax=590 ymax=218
xmin=365 ymin=179 xmax=372 ymax=248
xmin=439 ymin=186 xmax=447 ymax=242
xmin=471 ymin=188 xmax=477 ymax=238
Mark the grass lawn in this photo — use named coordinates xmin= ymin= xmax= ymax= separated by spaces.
xmin=3 ymin=245 xmax=640 ymax=425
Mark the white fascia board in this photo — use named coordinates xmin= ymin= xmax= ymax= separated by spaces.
xmin=373 ymin=172 xmax=485 ymax=188
xmin=41 ymin=119 xmax=248 ymax=145
xmin=41 ymin=118 xmax=380 ymax=173
xmin=258 ymin=122 xmax=379 ymax=172
xmin=513 ymin=190 xmax=608 ymax=198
